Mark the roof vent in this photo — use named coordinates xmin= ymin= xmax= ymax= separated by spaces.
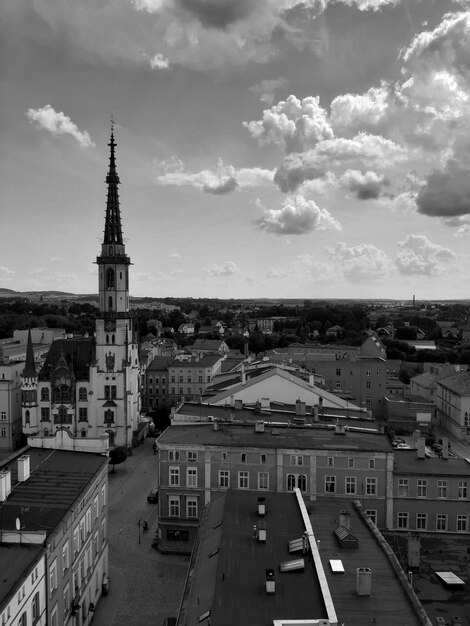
xmin=258 ymin=497 xmax=266 ymax=517
xmin=265 ymin=569 xmax=275 ymax=594
xmin=280 ymin=558 xmax=305 ymax=572
xmin=255 ymin=420 xmax=265 ymax=433
xmin=356 ymin=567 xmax=372 ymax=596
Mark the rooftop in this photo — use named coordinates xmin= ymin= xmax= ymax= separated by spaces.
xmin=0 ymin=544 xmax=44 ymax=609
xmin=177 ymin=490 xmax=425 ymax=626
xmin=38 ymin=337 xmax=95 ymax=381
xmin=438 ymin=371 xmax=470 ymax=395
xmin=159 ymin=421 xmax=392 ymax=453
xmin=393 ymin=450 xmax=470 ymax=476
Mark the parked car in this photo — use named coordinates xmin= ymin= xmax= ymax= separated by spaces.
xmin=147 ymin=488 xmax=159 ymax=503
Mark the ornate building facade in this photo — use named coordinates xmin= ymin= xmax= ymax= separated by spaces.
xmin=21 ymin=129 xmax=141 ymax=449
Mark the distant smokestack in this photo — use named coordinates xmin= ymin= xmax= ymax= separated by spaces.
xmin=413 ymin=294 xmax=415 ymax=307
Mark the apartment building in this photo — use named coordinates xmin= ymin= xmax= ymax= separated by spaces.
xmin=142 ymin=356 xmax=172 ymax=410
xmin=167 ymin=355 xmax=223 ymax=405
xmin=0 ymin=550 xmax=46 ymax=626
xmin=435 ymin=371 xmax=470 ymax=441
xmin=0 ymin=448 xmax=109 ymax=626
xmin=156 ymin=404 xmax=393 ymax=553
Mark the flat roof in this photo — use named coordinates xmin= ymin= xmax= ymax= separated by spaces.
xmin=178 ymin=492 xmax=425 ymax=626
xmin=393 ymin=450 xmax=470 ymax=476
xmin=0 ymin=544 xmax=44 ymax=607
xmin=178 ymin=491 xmax=327 ymax=626
xmin=0 ymin=448 xmax=107 ymax=535
xmin=159 ymin=422 xmax=391 ymax=453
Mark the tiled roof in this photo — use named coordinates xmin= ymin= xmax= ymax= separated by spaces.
xmin=38 ymin=337 xmax=95 ymax=381
xmin=147 ymin=355 xmax=172 ymax=371
xmin=438 ymin=371 xmax=470 ymax=395
xmin=393 ymin=450 xmax=470 ymax=476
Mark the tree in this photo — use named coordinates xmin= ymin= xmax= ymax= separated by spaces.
xmin=109 ymin=446 xmax=127 ymax=473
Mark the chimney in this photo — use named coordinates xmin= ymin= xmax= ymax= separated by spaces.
xmin=295 ymin=400 xmax=306 ymax=416
xmin=441 ymin=437 xmax=449 ymax=459
xmin=417 ymin=437 xmax=426 ymax=460
xmin=309 ymin=372 xmax=315 ymax=387
xmin=356 ymin=568 xmax=372 ymax=596
xmin=258 ymin=497 xmax=266 ymax=517
xmin=334 ymin=422 xmax=346 ymax=435
xmin=234 ymin=398 xmax=243 ymax=410
xmin=17 ymin=455 xmax=30 ymax=482
xmin=241 ymin=364 xmax=246 ymax=385
xmin=213 ymin=418 xmax=219 ymax=431
xmin=312 ymin=406 xmax=319 ymax=422
xmin=254 ymin=421 xmax=265 ymax=433
xmin=339 ymin=509 xmax=351 ymax=530
xmin=260 ymin=398 xmax=270 ymax=414
xmin=265 ymin=569 xmax=275 ymax=594
xmin=0 ymin=469 xmax=12 ymax=502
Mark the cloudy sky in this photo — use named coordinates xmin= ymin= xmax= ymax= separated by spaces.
xmin=3 ymin=0 xmax=470 ymax=299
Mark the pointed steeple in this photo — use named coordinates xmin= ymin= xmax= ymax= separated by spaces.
xmin=23 ymin=329 xmax=36 ymax=378
xmin=103 ymin=120 xmax=124 ymax=246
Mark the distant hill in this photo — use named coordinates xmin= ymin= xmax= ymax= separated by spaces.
xmin=0 ymin=288 xmax=76 ymax=298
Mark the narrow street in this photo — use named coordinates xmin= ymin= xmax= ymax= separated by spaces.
xmin=92 ymin=438 xmax=189 ymax=626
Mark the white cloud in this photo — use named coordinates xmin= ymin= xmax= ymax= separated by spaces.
xmin=170 ymin=252 xmax=181 ymax=259
xmin=326 ymin=242 xmax=393 ymax=282
xmin=339 ymin=169 xmax=389 ymax=200
xmin=249 ymin=77 xmax=289 ymax=105
xmin=254 ymin=194 xmax=341 ymax=235
xmin=266 ymin=268 xmax=287 ymax=279
xmin=27 ymin=105 xmax=95 ymax=148
xmin=0 ymin=266 xmax=14 ymax=280
xmin=244 ymin=95 xmax=333 ymax=153
xmin=205 ymin=261 xmax=240 ymax=276
xmin=149 ymin=53 xmax=169 ymax=69
xmin=156 ymin=158 xmax=273 ymax=193
xmin=330 ymin=86 xmax=390 ymax=137
xmin=395 ymin=234 xmax=456 ymax=276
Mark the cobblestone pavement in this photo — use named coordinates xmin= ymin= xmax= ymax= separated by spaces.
xmin=92 ymin=439 xmax=189 ymax=626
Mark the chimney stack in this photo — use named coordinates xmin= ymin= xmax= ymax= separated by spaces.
xmin=339 ymin=509 xmax=351 ymax=530
xmin=265 ymin=569 xmax=275 ymax=594
xmin=0 ymin=469 xmax=12 ymax=502
xmin=417 ymin=437 xmax=426 ymax=460
xmin=17 ymin=455 xmax=30 ymax=482
xmin=441 ymin=437 xmax=449 ymax=459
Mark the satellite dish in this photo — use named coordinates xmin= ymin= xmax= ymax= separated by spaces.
xmin=16 ymin=517 xmax=20 ymax=531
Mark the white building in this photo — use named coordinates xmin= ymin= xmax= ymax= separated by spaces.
xmin=21 ymin=129 xmax=142 ymax=450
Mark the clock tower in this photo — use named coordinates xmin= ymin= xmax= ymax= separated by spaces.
xmin=92 ymin=125 xmax=140 ymax=449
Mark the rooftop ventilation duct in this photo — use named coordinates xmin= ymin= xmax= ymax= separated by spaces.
xmin=17 ymin=455 xmax=30 ymax=482
xmin=265 ymin=569 xmax=275 ymax=594
xmin=0 ymin=469 xmax=12 ymax=502
xmin=356 ymin=567 xmax=372 ymax=596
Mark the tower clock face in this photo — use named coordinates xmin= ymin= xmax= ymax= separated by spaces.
xmin=105 ymin=320 xmax=116 ymax=332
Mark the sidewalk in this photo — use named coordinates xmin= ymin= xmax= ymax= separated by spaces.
xmin=92 ymin=439 xmax=188 ymax=626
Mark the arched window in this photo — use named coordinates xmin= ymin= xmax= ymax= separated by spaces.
xmin=58 ymin=406 xmax=68 ymax=423
xmin=40 ymin=387 xmax=49 ymax=401
xmin=25 ymin=410 xmax=30 ymax=424
xmin=78 ymin=387 xmax=87 ymax=402
xmin=106 ymin=334 xmax=109 ymax=344
xmin=104 ymin=409 xmax=114 ymax=424
xmin=106 ymin=268 xmax=115 ymax=289
xmin=108 ymin=296 xmax=113 ymax=311
xmin=53 ymin=385 xmax=71 ymax=404
xmin=112 ymin=334 xmax=115 ymax=344
xmin=298 ymin=474 xmax=307 ymax=492
xmin=287 ymin=474 xmax=296 ymax=491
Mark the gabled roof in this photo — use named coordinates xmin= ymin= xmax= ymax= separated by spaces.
xmin=208 ymin=366 xmax=363 ymax=412
xmin=438 ymin=371 xmax=470 ymax=395
xmin=191 ymin=338 xmax=226 ymax=350
xmin=147 ymin=355 xmax=172 ymax=371
xmin=38 ymin=337 xmax=95 ymax=381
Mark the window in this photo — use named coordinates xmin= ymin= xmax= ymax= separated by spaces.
xmin=50 ymin=606 xmax=58 ymax=626
xmin=366 ymin=381 xmax=371 ymax=388
xmin=241 ymin=453 xmax=247 ymax=463
xmin=169 ymin=496 xmax=180 ymax=517
xmin=238 ymin=471 xmax=249 ymax=489
xmin=18 ymin=613 xmax=27 ymax=626
xmin=327 ymin=457 xmax=334 ymax=467
xmin=457 ymin=515 xmax=468 ymax=532
xmin=298 ymin=474 xmax=307 ymax=491
xmin=345 ymin=476 xmax=356 ymax=495
xmin=50 ymin=559 xmax=57 ymax=595
xmin=335 ymin=381 xmax=341 ymax=389
xmin=63 ymin=584 xmax=70 ymax=618
xmin=348 ymin=457 xmax=354 ymax=468
xmin=416 ymin=513 xmax=427 ymax=530
xmin=365 ymin=510 xmax=377 ymax=524
xmin=0 ymin=411 xmax=5 ymax=421
xmin=78 ymin=387 xmax=87 ymax=401
xmin=260 ymin=454 xmax=266 ymax=464
xmin=290 ymin=455 xmax=303 ymax=466
xmin=86 ymin=508 xmax=91 ymax=535
xmin=40 ymin=387 xmax=49 ymax=401
xmin=366 ymin=396 xmax=371 ymax=406
xmin=365 ymin=477 xmax=377 ymax=495
xmin=369 ymin=459 xmax=375 ymax=469
xmin=221 ymin=452 xmax=228 ymax=462
xmin=187 ymin=450 xmax=198 ymax=462
xmin=73 ymin=527 xmax=79 ymax=554
xmin=325 ymin=475 xmax=336 ymax=493
xmin=186 ymin=498 xmax=198 ymax=518
xmin=93 ymin=531 xmax=99 ymax=559
xmin=186 ymin=467 xmax=197 ymax=487
xmin=63 ymin=541 xmax=69 ymax=574
xmin=437 ymin=480 xmax=447 ymax=499
xmin=336 ymin=368 xmax=341 ymax=376
xmin=258 ymin=472 xmax=269 ymax=490
xmin=436 ymin=514 xmax=447 ymax=531
xmin=56 ymin=406 xmax=70 ymax=423
xmin=104 ymin=409 xmax=114 ymax=423
xmin=79 ymin=407 xmax=88 ymax=422
xmin=40 ymin=407 xmax=50 ymax=421
xmin=106 ymin=268 xmax=115 ymax=288
xmin=0 ymin=427 xmax=5 ymax=438
xmin=101 ymin=518 xmax=106 ymax=540
xmin=32 ymin=592 xmax=40 ymax=622
xmin=169 ymin=450 xmax=180 ymax=462
xmin=101 ymin=483 xmax=106 ymax=507
xmin=219 ymin=470 xmax=230 ymax=488
xmin=169 ymin=466 xmax=180 ymax=487
xmin=458 ymin=481 xmax=468 ymax=499
xmin=398 ymin=479 xmax=409 ymax=497
xmin=417 ymin=479 xmax=427 ymax=498
xmin=397 ymin=512 xmax=409 ymax=529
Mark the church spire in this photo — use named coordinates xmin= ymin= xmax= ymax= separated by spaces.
xmin=23 ymin=329 xmax=36 ymax=378
xmin=103 ymin=120 xmax=124 ymax=246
